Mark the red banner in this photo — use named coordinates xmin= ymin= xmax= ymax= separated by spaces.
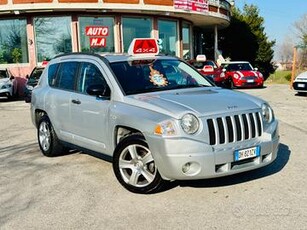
xmin=85 ymin=26 xmax=109 ymax=37
xmin=174 ymin=0 xmax=208 ymax=12
xmin=89 ymin=37 xmax=106 ymax=47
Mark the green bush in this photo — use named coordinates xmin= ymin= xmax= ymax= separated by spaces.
xmin=284 ymin=73 xmax=292 ymax=82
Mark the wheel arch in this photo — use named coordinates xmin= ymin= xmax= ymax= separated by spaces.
xmin=114 ymin=125 xmax=145 ymax=148
xmin=34 ymin=109 xmax=47 ymax=127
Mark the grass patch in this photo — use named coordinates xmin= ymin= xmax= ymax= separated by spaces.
xmin=266 ymin=70 xmax=292 ymax=84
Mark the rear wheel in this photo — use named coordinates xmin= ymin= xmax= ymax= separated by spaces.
xmin=113 ymin=133 xmax=165 ymax=194
xmin=37 ymin=115 xmax=65 ymax=157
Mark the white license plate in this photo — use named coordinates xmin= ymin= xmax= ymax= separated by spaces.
xmin=298 ymin=83 xmax=305 ymax=88
xmin=234 ymin=146 xmax=260 ymax=161
xmin=247 ymin=79 xmax=254 ymax=83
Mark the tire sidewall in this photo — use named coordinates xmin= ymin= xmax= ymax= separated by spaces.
xmin=112 ymin=134 xmax=163 ymax=194
xmin=37 ymin=116 xmax=55 ymax=157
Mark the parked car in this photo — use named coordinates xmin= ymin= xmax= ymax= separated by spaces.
xmin=31 ymin=39 xmax=279 ymax=194
xmin=0 ymin=68 xmax=17 ymax=99
xmin=24 ymin=66 xmax=45 ymax=103
xmin=220 ymin=61 xmax=264 ymax=88
xmin=189 ymin=56 xmax=224 ymax=86
xmin=293 ymin=71 xmax=307 ymax=95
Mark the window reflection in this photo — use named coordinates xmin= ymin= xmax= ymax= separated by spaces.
xmin=122 ymin=17 xmax=152 ymax=52
xmin=79 ymin=17 xmax=115 ymax=53
xmin=0 ymin=19 xmax=28 ymax=64
xmin=182 ymin=23 xmax=191 ymax=60
xmin=158 ymin=20 xmax=178 ymax=57
xmin=34 ymin=17 xmax=72 ymax=62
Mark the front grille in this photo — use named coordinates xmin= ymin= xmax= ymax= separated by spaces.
xmin=207 ymin=112 xmax=263 ymax=145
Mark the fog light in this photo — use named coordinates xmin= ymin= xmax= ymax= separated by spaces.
xmin=182 ymin=162 xmax=191 ymax=173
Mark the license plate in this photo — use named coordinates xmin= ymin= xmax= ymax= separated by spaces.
xmin=298 ymin=83 xmax=305 ymax=88
xmin=234 ymin=146 xmax=260 ymax=161
xmin=247 ymin=79 xmax=254 ymax=83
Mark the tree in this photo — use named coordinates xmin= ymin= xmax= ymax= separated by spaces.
xmin=293 ymin=14 xmax=307 ymax=69
xmin=219 ymin=4 xmax=275 ymax=79
xmin=294 ymin=13 xmax=307 ymax=46
xmin=278 ymin=37 xmax=294 ymax=64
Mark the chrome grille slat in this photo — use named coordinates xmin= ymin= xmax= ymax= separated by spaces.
xmin=253 ymin=112 xmax=259 ymax=137
xmin=207 ymin=112 xmax=263 ymax=146
xmin=230 ymin=116 xmax=237 ymax=142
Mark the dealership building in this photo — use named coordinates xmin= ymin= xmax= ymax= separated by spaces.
xmin=0 ymin=0 xmax=232 ymax=88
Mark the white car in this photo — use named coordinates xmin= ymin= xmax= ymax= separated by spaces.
xmin=0 ymin=68 xmax=17 ymax=99
xmin=293 ymin=71 xmax=307 ymax=95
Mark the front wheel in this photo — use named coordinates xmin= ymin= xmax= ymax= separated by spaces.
xmin=113 ymin=133 xmax=165 ymax=194
xmin=37 ymin=115 xmax=65 ymax=157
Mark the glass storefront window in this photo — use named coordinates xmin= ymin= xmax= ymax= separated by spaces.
xmin=34 ymin=17 xmax=72 ymax=62
xmin=79 ymin=17 xmax=115 ymax=53
xmin=182 ymin=23 xmax=191 ymax=60
xmin=0 ymin=19 xmax=28 ymax=64
xmin=122 ymin=17 xmax=152 ymax=52
xmin=158 ymin=20 xmax=178 ymax=57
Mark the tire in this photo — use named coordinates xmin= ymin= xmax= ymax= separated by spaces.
xmin=37 ymin=115 xmax=64 ymax=157
xmin=113 ymin=133 xmax=165 ymax=194
xmin=230 ymin=79 xmax=236 ymax=89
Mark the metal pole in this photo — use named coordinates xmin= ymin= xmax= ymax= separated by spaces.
xmin=214 ymin=25 xmax=218 ymax=61
xmin=290 ymin=46 xmax=297 ymax=89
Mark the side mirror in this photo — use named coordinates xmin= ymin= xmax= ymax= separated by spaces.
xmin=10 ymin=75 xmax=15 ymax=80
xmin=254 ymin=67 xmax=258 ymax=71
xmin=26 ymin=74 xmax=29 ymax=79
xmin=86 ymin=84 xmax=110 ymax=98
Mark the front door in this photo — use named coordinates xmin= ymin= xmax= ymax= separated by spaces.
xmin=70 ymin=61 xmax=111 ymax=154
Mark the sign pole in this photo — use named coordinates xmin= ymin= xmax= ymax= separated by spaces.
xmin=290 ymin=46 xmax=297 ymax=89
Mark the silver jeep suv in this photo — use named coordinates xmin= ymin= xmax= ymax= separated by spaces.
xmin=31 ymin=53 xmax=279 ymax=193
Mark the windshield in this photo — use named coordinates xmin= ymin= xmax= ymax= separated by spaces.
xmin=191 ymin=60 xmax=217 ymax=69
xmin=110 ymin=59 xmax=213 ymax=95
xmin=223 ymin=63 xmax=253 ymax=71
xmin=0 ymin=70 xmax=8 ymax=79
xmin=30 ymin=68 xmax=44 ymax=80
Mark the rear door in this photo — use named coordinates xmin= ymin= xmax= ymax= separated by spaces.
xmin=46 ymin=61 xmax=79 ymax=143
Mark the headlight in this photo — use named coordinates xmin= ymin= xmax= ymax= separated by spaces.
xmin=154 ymin=120 xmax=177 ymax=136
xmin=259 ymin=73 xmax=263 ymax=78
xmin=26 ymin=85 xmax=34 ymax=90
xmin=220 ymin=72 xmax=225 ymax=78
xmin=233 ymin=74 xmax=239 ymax=79
xmin=180 ymin=114 xmax=199 ymax=134
xmin=262 ymin=103 xmax=274 ymax=124
xmin=1 ymin=84 xmax=11 ymax=89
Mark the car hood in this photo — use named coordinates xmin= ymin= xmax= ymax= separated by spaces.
xmin=230 ymin=70 xmax=259 ymax=77
xmin=125 ymin=87 xmax=263 ymax=119
xmin=0 ymin=78 xmax=10 ymax=85
xmin=294 ymin=71 xmax=307 ymax=82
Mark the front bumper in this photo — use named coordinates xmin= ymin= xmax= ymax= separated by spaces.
xmin=234 ymin=79 xmax=263 ymax=88
xmin=0 ymin=88 xmax=12 ymax=97
xmin=293 ymin=82 xmax=307 ymax=92
xmin=147 ymin=121 xmax=279 ymax=181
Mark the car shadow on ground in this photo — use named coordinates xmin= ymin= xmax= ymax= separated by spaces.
xmin=294 ymin=92 xmax=307 ymax=97
xmin=0 ymin=96 xmax=26 ymax=103
xmin=161 ymin=143 xmax=290 ymax=192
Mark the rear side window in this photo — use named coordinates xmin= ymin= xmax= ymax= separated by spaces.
xmin=56 ymin=62 xmax=79 ymax=90
xmin=48 ymin=64 xmax=59 ymax=86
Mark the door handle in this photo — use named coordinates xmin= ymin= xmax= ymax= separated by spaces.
xmin=71 ymin=99 xmax=81 ymax=105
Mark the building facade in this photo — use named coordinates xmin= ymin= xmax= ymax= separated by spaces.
xmin=0 ymin=0 xmax=232 ymax=84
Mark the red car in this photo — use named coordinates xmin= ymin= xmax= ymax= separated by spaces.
xmin=189 ymin=58 xmax=224 ymax=86
xmin=220 ymin=61 xmax=264 ymax=88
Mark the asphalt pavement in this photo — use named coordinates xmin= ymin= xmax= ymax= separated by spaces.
xmin=0 ymin=84 xmax=306 ymax=230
